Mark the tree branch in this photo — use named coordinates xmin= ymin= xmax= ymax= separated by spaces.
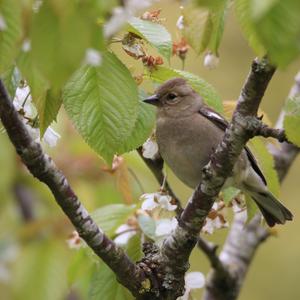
xmin=150 ymin=57 xmax=276 ymax=299
xmin=0 ymin=80 xmax=146 ymax=297
xmin=203 ymin=70 xmax=300 ymax=300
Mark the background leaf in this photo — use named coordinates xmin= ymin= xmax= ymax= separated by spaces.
xmin=125 ymin=234 xmax=143 ymax=262
xmin=149 ymin=66 xmax=223 ymax=113
xmin=187 ymin=0 xmax=230 ymax=55
xmin=0 ymin=0 xmax=22 ymax=74
xmin=37 ymin=89 xmax=62 ymax=136
xmin=63 ymin=51 xmax=139 ymax=164
xmin=2 ymin=66 xmax=21 ymax=98
xmin=13 ymin=241 xmax=68 ymax=300
xmin=252 ymin=0 xmax=300 ymax=67
xmin=283 ymin=96 xmax=300 ymax=146
xmin=128 ymin=17 xmax=172 ymax=60
xmin=222 ymin=186 xmax=240 ymax=204
xmin=137 ymin=215 xmax=156 ymax=240
xmin=91 ymin=204 xmax=136 ymax=237
xmin=118 ymin=90 xmax=156 ymax=154
xmin=235 ymin=0 xmax=265 ymax=55
xmin=30 ymin=0 xmax=90 ymax=88
xmin=182 ymin=6 xmax=212 ymax=55
xmin=17 ymin=49 xmax=49 ymax=117
xmin=89 ymin=262 xmax=133 ymax=300
xmin=247 ymin=137 xmax=280 ymax=197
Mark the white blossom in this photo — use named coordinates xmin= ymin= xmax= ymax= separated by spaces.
xmin=66 ymin=231 xmax=83 ymax=250
xmin=203 ymin=53 xmax=220 ymax=70
xmin=85 ymin=48 xmax=102 ymax=67
xmin=13 ymin=86 xmax=33 ymax=116
xmin=158 ymin=195 xmax=177 ymax=211
xmin=202 ymin=215 xmax=228 ymax=235
xmin=0 ymin=14 xmax=7 ymax=31
xmin=155 ymin=217 xmax=178 ymax=237
xmin=114 ymin=224 xmax=136 ymax=245
xmin=141 ymin=193 xmax=159 ymax=211
xmin=24 ymin=123 xmax=40 ymax=140
xmin=22 ymin=39 xmax=31 ymax=52
xmin=140 ymin=192 xmax=177 ymax=212
xmin=179 ymin=272 xmax=205 ymax=300
xmin=43 ymin=127 xmax=61 ymax=147
xmin=176 ymin=15 xmax=184 ymax=30
xmin=202 ymin=202 xmax=228 ymax=234
xmin=142 ymin=137 xmax=159 ymax=160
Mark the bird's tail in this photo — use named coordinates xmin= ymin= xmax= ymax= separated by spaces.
xmin=250 ymin=191 xmax=293 ymax=227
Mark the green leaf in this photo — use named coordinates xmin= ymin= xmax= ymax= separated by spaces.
xmin=247 ymin=137 xmax=280 ymax=197
xmin=245 ymin=194 xmax=258 ymax=222
xmin=0 ymin=0 xmax=22 ymax=74
xmin=30 ymin=0 xmax=90 ymax=88
xmin=118 ymin=90 xmax=156 ymax=154
xmin=235 ymin=0 xmax=265 ymax=55
xmin=222 ymin=186 xmax=241 ymax=204
xmin=283 ymin=96 xmax=300 ymax=146
xmin=2 ymin=66 xmax=21 ymax=98
xmin=125 ymin=234 xmax=143 ymax=262
xmin=137 ymin=215 xmax=156 ymax=240
xmin=38 ymin=89 xmax=62 ymax=136
xmin=252 ymin=0 xmax=300 ymax=67
xmin=89 ymin=262 xmax=133 ymax=300
xmin=13 ymin=241 xmax=68 ymax=300
xmin=149 ymin=66 xmax=223 ymax=113
xmin=17 ymin=49 xmax=49 ymax=112
xmin=128 ymin=17 xmax=172 ymax=60
xmin=63 ymin=51 xmax=139 ymax=164
xmin=91 ymin=204 xmax=136 ymax=237
xmin=182 ymin=6 xmax=213 ymax=55
xmin=207 ymin=0 xmax=230 ymax=54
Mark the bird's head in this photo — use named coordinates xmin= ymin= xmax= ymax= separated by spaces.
xmin=143 ymin=78 xmax=203 ymax=117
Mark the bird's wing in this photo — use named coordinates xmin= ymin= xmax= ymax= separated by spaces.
xmin=198 ymin=106 xmax=267 ymax=185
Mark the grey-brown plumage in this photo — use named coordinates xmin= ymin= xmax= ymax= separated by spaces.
xmin=144 ymin=78 xmax=292 ymax=227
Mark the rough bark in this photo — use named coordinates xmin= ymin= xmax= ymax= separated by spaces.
xmin=202 ymin=71 xmax=300 ymax=300
xmin=151 ymin=57 xmax=276 ymax=299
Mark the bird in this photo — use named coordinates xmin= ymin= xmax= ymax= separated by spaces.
xmin=143 ymin=77 xmax=293 ymax=227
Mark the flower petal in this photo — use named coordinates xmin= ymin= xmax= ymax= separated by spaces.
xmin=185 ymin=272 xmax=205 ymax=289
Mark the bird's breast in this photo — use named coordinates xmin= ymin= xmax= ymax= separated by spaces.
xmin=156 ymin=114 xmax=223 ymax=189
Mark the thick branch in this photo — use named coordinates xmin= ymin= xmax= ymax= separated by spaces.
xmin=155 ymin=58 xmax=276 ymax=299
xmin=203 ymin=71 xmax=300 ymax=300
xmin=0 ymin=80 xmax=145 ymax=297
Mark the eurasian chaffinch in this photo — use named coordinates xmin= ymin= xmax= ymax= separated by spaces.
xmin=144 ymin=78 xmax=292 ymax=226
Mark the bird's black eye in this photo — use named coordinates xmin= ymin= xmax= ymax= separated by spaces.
xmin=167 ymin=93 xmax=177 ymax=100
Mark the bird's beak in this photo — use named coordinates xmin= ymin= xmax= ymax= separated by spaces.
xmin=143 ymin=94 xmax=160 ymax=106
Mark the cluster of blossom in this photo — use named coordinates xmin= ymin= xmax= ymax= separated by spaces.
xmin=202 ymin=201 xmax=229 ymax=234
xmin=12 ymin=85 xmax=60 ymax=148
